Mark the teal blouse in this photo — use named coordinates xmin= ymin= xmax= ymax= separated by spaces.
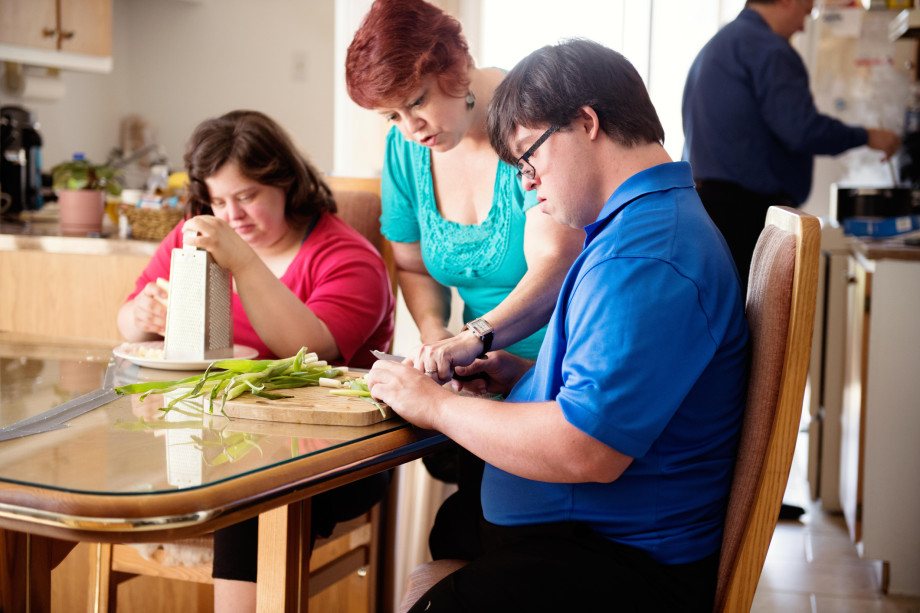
xmin=380 ymin=126 xmax=544 ymax=359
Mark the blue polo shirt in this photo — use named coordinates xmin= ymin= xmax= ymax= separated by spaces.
xmin=482 ymin=162 xmax=749 ymax=564
xmin=682 ymin=8 xmax=867 ymax=204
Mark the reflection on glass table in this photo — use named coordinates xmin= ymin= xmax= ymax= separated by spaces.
xmin=0 ymin=343 xmax=109 ymax=429
xmin=0 ymin=331 xmax=448 ymax=612
xmin=115 ymin=393 xmax=350 ymax=489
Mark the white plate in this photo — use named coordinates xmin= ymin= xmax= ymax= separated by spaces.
xmin=113 ymin=341 xmax=259 ymax=370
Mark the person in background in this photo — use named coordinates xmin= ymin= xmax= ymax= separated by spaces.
xmin=367 ymin=39 xmax=749 ymax=612
xmin=683 ymin=0 xmax=901 ymax=522
xmin=118 ymin=109 xmax=395 ymax=612
xmin=345 ymin=0 xmax=584 ymax=561
xmin=682 ymin=0 xmax=901 ymax=291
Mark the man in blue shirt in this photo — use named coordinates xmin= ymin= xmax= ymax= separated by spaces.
xmin=367 ymin=39 xmax=749 ymax=612
xmin=683 ymin=0 xmax=900 ymax=289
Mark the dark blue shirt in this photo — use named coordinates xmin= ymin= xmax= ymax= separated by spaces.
xmin=682 ymin=8 xmax=867 ymax=204
xmin=482 ymin=162 xmax=749 ymax=564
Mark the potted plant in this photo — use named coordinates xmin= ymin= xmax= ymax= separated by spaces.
xmin=51 ymin=155 xmax=122 ymax=236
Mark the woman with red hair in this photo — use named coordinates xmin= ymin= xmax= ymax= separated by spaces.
xmin=346 ymin=0 xmax=583 ymax=563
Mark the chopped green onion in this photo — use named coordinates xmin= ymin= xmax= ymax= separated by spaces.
xmin=115 ymin=347 xmax=387 ymax=418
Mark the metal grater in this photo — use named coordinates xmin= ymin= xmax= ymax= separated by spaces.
xmin=163 ymin=229 xmax=234 ymax=361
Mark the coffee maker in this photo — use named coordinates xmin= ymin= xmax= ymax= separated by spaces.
xmin=1 ymin=105 xmax=43 ymax=220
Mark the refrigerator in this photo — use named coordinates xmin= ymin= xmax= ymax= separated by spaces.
xmin=795 ymin=6 xmax=917 ymax=512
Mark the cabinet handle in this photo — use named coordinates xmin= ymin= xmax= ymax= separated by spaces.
xmin=59 ymin=30 xmax=75 ymax=41
xmin=42 ymin=28 xmax=57 ymax=38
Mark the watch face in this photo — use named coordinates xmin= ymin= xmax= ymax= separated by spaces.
xmin=467 ymin=318 xmax=493 ymax=336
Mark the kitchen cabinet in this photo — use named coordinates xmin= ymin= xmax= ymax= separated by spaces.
xmin=840 ymin=244 xmax=920 ymax=597
xmin=0 ymin=232 xmax=154 ymax=342
xmin=806 ymin=224 xmax=853 ymax=513
xmin=0 ymin=0 xmax=112 ymax=72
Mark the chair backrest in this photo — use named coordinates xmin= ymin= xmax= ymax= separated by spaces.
xmin=713 ymin=206 xmax=820 ymax=613
xmin=326 ymin=176 xmax=398 ymax=299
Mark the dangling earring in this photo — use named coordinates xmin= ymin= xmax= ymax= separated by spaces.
xmin=465 ymin=90 xmax=476 ymax=111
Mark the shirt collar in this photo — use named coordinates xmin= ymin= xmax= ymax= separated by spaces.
xmin=585 ymin=161 xmax=694 ymax=239
xmin=739 ymin=6 xmax=771 ymax=31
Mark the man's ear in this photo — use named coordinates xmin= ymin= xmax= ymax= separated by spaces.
xmin=576 ymin=106 xmax=601 ymax=141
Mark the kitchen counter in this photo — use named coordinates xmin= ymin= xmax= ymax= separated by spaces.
xmin=0 ymin=208 xmax=158 ymax=257
xmin=853 ymin=235 xmax=920 ymax=262
xmin=839 ymin=247 xmax=920 ymax=596
xmin=0 ymin=210 xmax=159 ymax=342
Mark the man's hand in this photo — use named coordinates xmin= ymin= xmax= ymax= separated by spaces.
xmin=365 ymin=360 xmax=454 ymax=430
xmin=448 ymin=350 xmax=534 ymax=397
xmin=867 ymin=128 xmax=901 ymax=160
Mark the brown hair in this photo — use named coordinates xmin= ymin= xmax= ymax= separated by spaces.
xmin=345 ymin=0 xmax=473 ymax=110
xmin=184 ymin=110 xmax=335 ymax=227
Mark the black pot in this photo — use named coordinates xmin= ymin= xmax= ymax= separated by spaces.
xmin=830 ymin=186 xmax=917 ymax=223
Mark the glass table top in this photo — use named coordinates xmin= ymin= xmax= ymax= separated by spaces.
xmin=0 ymin=333 xmax=410 ymax=497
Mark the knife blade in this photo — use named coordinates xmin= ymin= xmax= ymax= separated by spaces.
xmin=371 ymin=349 xmax=406 ymax=363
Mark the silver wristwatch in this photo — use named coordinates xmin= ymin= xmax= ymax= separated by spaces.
xmin=464 ymin=317 xmax=494 ymax=358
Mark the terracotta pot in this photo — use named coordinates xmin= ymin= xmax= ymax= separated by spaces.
xmin=58 ymin=189 xmax=105 ymax=236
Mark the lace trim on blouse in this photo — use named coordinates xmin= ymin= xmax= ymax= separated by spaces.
xmin=416 ymin=145 xmax=512 ymax=282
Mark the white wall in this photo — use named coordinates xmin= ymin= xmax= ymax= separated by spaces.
xmin=332 ymin=0 xmax=387 ymax=178
xmin=472 ymin=0 xmax=744 ymax=161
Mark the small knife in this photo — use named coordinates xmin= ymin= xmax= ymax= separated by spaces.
xmin=371 ymin=349 xmax=406 ymax=363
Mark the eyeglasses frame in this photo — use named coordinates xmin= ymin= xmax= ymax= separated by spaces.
xmin=515 ymin=124 xmax=561 ymax=180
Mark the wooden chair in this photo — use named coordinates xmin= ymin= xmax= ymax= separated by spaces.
xmin=712 ymin=205 xmax=819 ymax=611
xmin=395 ymin=206 xmax=821 ymax=613
xmin=87 ymin=176 xmax=399 ymax=612
xmin=327 ymin=175 xmax=398 ymax=309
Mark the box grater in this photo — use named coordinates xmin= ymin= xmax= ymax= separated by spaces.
xmin=163 ymin=229 xmax=234 ymax=361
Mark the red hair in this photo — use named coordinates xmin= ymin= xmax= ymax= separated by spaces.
xmin=345 ymin=0 xmax=473 ymax=109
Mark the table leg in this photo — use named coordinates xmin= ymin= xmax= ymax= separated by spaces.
xmin=0 ymin=528 xmax=73 ymax=613
xmin=86 ymin=542 xmax=117 ymax=613
xmin=256 ymin=499 xmax=312 ymax=613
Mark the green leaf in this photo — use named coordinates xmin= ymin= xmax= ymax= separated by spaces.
xmin=114 ymin=347 xmax=361 ymax=419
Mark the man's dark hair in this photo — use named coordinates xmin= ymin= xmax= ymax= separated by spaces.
xmin=488 ymin=39 xmax=664 ymax=166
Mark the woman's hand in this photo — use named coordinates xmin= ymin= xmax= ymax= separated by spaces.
xmin=407 ymin=328 xmax=485 ymax=383
xmin=131 ymin=280 xmax=168 ymax=336
xmin=182 ymin=215 xmax=260 ymax=276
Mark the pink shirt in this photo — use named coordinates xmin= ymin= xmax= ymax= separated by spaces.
xmin=127 ymin=213 xmax=394 ymax=369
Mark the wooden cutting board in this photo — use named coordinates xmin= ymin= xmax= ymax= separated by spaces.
xmin=221 ymin=381 xmax=392 ymax=426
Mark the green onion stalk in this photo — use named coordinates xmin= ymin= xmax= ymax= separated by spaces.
xmin=115 ymin=347 xmax=354 ymax=417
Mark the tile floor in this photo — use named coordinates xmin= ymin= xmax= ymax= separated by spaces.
xmin=750 ymin=434 xmax=920 ymax=613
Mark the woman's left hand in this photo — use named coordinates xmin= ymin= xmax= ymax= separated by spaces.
xmin=407 ymin=330 xmax=484 ymax=383
xmin=181 ymin=215 xmax=259 ymax=275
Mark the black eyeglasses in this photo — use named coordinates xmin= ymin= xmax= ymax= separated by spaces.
xmin=515 ymin=124 xmax=561 ymax=180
